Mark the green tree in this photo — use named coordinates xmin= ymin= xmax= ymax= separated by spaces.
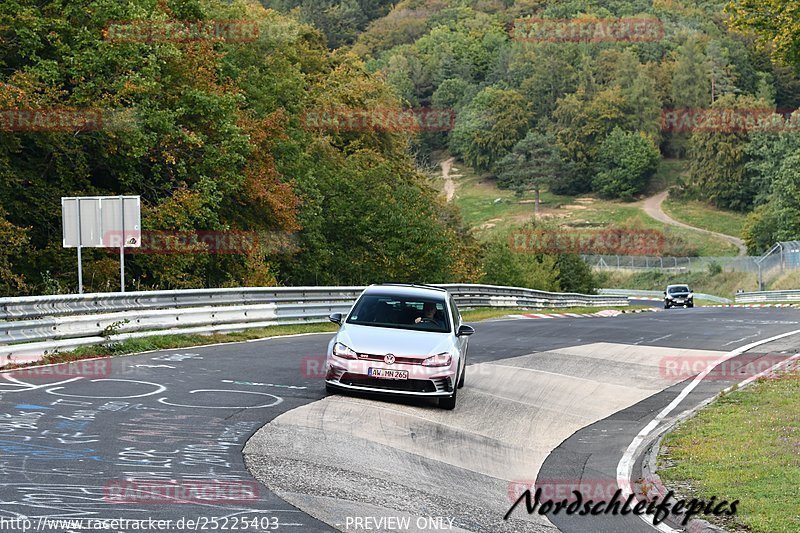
xmin=516 ymin=48 xmax=580 ymax=123
xmin=742 ymin=152 xmax=800 ymax=253
xmin=593 ymin=128 xmax=660 ymax=201
xmin=744 ymin=116 xmax=800 ymax=207
xmin=686 ymin=95 xmax=762 ymax=211
xmin=494 ymin=131 xmax=571 ymax=214
xmin=0 ymin=208 xmax=29 ymax=295
xmin=707 ymin=40 xmax=739 ymax=102
xmin=727 ymin=0 xmax=800 ymax=68
xmin=263 ymin=0 xmax=395 ymax=48
xmin=552 ymin=86 xmax=628 ymax=194
xmin=671 ymin=37 xmax=711 ymax=107
xmin=449 ymin=87 xmax=531 ymax=171
xmin=431 ymin=78 xmax=476 ymax=112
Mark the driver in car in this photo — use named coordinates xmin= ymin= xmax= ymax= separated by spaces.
xmin=414 ymin=302 xmax=444 ymax=328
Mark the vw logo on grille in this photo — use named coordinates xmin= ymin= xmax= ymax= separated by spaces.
xmin=384 ymin=354 xmax=396 ymax=365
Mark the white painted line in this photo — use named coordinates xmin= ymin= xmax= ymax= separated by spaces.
xmin=616 ymin=327 xmax=800 ymax=532
xmin=721 ymin=332 xmax=761 ymax=347
xmin=649 ymin=334 xmax=673 ymax=343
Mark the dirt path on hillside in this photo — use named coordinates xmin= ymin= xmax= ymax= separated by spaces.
xmin=641 ymin=191 xmax=747 ymax=256
xmin=441 ymin=157 xmax=456 ymax=202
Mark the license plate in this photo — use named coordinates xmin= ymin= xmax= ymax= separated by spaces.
xmin=369 ymin=368 xmax=409 ymax=380
xmin=675 ymin=299 xmax=684 ymax=303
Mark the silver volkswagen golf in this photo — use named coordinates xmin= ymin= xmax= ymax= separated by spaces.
xmin=325 ymin=284 xmax=474 ymax=409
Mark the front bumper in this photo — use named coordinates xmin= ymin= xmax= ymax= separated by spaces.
xmin=666 ymin=298 xmax=693 ymax=306
xmin=325 ymin=359 xmax=455 ymax=397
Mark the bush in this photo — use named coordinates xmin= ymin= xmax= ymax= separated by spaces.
xmin=556 ymin=254 xmax=598 ymax=294
xmin=593 ymin=128 xmax=660 ymax=200
xmin=707 ymin=261 xmax=723 ymax=275
xmin=480 ymin=234 xmax=559 ymax=290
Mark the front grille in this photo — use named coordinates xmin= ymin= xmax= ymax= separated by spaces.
xmin=339 ymin=373 xmax=437 ymax=393
xmin=356 ymin=353 xmax=426 ymax=365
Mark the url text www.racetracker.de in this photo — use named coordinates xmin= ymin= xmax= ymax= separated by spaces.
xmin=505 ymin=488 xmax=738 ymax=526
xmin=0 ymin=515 xmax=281 ymax=532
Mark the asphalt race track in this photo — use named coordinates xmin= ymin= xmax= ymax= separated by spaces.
xmin=2 ymin=306 xmax=799 ymax=533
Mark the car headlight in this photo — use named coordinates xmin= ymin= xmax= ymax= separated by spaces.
xmin=665 ymin=294 xmax=673 ymax=299
xmin=333 ymin=342 xmax=357 ymax=360
xmin=688 ymin=293 xmax=694 ymax=299
xmin=422 ymin=353 xmax=452 ymax=367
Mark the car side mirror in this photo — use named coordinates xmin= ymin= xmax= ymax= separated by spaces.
xmin=457 ymin=324 xmax=475 ymax=337
xmin=663 ymin=291 xmax=667 ymax=296
xmin=328 ymin=313 xmax=343 ymax=325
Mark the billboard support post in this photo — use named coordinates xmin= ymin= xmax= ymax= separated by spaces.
xmin=119 ymin=195 xmax=125 ymax=292
xmin=76 ymin=198 xmax=83 ymax=294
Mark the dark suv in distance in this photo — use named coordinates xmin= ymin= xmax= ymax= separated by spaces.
xmin=664 ymin=284 xmax=694 ymax=309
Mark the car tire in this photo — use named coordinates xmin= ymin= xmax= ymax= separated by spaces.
xmin=687 ymin=303 xmax=694 ymax=308
xmin=457 ymin=363 xmax=466 ymax=389
xmin=439 ymin=388 xmax=457 ymax=410
xmin=664 ymin=303 xmax=670 ymax=309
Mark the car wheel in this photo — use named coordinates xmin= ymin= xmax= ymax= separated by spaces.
xmin=687 ymin=303 xmax=694 ymax=308
xmin=457 ymin=362 xmax=466 ymax=389
xmin=664 ymin=303 xmax=670 ymax=309
xmin=439 ymin=387 xmax=457 ymax=410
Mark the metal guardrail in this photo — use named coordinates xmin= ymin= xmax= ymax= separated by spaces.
xmin=0 ymin=284 xmax=627 ymax=364
xmin=735 ymin=290 xmax=800 ymax=303
xmin=598 ymin=288 xmax=731 ymax=304
xmin=0 ymin=287 xmax=365 ymax=320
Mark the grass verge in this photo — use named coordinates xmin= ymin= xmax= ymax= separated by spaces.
xmin=767 ymin=270 xmax=800 ymax=291
xmin=447 ymin=158 xmax=737 ymax=256
xmin=662 ymin=197 xmax=747 ymax=239
xmin=658 ymin=368 xmax=800 ymax=532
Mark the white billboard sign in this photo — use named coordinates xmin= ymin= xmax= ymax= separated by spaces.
xmin=61 ymin=195 xmax=141 ymax=293
xmin=62 ymin=196 xmax=141 ymax=248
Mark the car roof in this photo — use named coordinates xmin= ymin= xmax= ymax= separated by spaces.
xmin=666 ymin=284 xmax=690 ymax=288
xmin=363 ymin=283 xmax=448 ymax=299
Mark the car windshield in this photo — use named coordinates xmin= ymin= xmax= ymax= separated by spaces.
xmin=669 ymin=286 xmax=689 ymax=293
xmin=346 ymin=293 xmax=450 ymax=333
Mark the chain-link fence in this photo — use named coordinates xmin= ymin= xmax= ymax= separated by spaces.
xmin=583 ymin=241 xmax=800 ymax=290
xmin=581 ymin=255 xmax=762 ymax=273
